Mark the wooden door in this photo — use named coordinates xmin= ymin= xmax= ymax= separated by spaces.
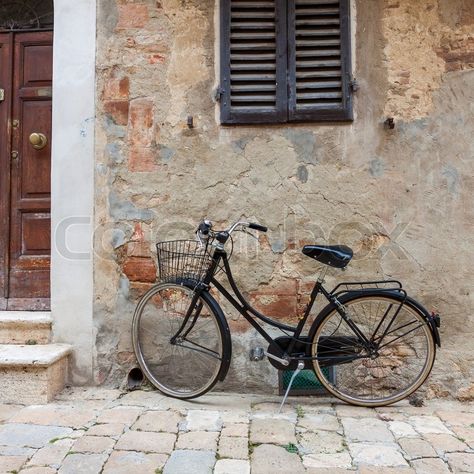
xmin=0 ymin=31 xmax=52 ymax=310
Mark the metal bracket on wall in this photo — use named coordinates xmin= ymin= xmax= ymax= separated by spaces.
xmin=214 ymin=86 xmax=224 ymax=102
xmin=350 ymin=79 xmax=359 ymax=92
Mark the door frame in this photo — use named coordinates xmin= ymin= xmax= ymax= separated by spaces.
xmin=50 ymin=0 xmax=96 ymax=383
xmin=0 ymin=34 xmax=13 ymax=310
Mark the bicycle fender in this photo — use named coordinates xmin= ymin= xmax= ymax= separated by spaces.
xmin=404 ymin=295 xmax=441 ymax=348
xmin=181 ymin=283 xmax=232 ymax=382
xmin=307 ymin=290 xmax=441 ymax=348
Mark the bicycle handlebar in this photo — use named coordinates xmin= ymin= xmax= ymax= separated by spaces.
xmin=196 ymin=218 xmax=267 ymax=246
xmin=248 ymin=223 xmax=268 ymax=233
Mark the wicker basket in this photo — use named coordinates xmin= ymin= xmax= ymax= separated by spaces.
xmin=156 ymin=239 xmax=214 ymax=284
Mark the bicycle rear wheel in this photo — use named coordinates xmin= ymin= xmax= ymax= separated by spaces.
xmin=310 ymin=292 xmax=436 ymax=406
xmin=132 ymin=283 xmax=226 ymax=399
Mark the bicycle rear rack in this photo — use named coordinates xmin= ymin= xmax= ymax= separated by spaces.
xmin=330 ymin=279 xmax=404 ymax=297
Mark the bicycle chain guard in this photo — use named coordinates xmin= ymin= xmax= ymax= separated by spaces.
xmin=266 ymin=336 xmax=312 ymax=371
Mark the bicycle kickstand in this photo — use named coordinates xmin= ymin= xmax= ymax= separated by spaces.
xmin=278 ymin=361 xmax=305 ymax=414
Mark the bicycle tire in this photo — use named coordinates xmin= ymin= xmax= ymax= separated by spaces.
xmin=132 ymin=282 xmax=229 ymax=399
xmin=309 ymin=291 xmax=436 ymax=407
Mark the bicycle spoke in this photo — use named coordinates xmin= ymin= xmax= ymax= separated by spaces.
xmin=133 ymin=283 xmax=224 ymax=398
xmin=176 ymin=339 xmax=222 ymax=360
xmin=312 ymin=294 xmax=435 ymax=406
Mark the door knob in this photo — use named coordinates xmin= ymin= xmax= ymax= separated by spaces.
xmin=29 ymin=132 xmax=48 ymax=150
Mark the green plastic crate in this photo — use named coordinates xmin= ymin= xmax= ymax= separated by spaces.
xmin=278 ymin=367 xmax=335 ymax=396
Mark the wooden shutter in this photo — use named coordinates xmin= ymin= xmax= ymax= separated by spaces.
xmin=288 ymin=0 xmax=352 ymax=121
xmin=220 ymin=0 xmax=288 ymax=124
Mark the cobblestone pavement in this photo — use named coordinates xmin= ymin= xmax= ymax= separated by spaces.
xmin=0 ymin=388 xmax=473 ymax=473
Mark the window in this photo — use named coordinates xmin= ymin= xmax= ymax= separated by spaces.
xmin=219 ymin=0 xmax=353 ymax=124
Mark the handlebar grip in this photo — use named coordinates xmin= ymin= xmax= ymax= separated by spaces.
xmin=248 ymin=223 xmax=268 ymax=233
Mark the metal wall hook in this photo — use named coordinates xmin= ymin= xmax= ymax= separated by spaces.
xmin=384 ymin=117 xmax=395 ymax=130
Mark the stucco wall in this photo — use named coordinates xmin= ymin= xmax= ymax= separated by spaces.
xmin=94 ymin=0 xmax=474 ymax=400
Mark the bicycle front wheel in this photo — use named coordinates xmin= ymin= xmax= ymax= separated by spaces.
xmin=132 ymin=283 xmax=226 ymax=399
xmin=310 ymin=292 xmax=436 ymax=407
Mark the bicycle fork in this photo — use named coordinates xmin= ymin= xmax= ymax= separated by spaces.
xmin=169 ymin=292 xmax=204 ymax=344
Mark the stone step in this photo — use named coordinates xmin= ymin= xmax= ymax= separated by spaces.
xmin=0 ymin=343 xmax=72 ymax=404
xmin=0 ymin=311 xmax=52 ymax=344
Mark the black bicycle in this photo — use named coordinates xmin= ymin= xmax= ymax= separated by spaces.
xmin=132 ymin=219 xmax=440 ymax=407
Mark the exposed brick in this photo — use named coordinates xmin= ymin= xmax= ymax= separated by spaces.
xmin=298 ymin=280 xmax=315 ymax=295
xmin=129 ymin=282 xmax=155 ymax=300
xmin=436 ymin=40 xmax=474 ymax=73
xmin=127 ymin=241 xmax=151 ymax=257
xmin=228 ymin=318 xmax=251 ymax=334
xmin=117 ymin=351 xmax=135 ymax=364
xmin=445 ymin=61 xmax=462 ymax=72
xmin=104 ymin=100 xmax=129 ymax=125
xmin=128 ymin=99 xmax=155 ymax=148
xmin=148 ymin=54 xmax=166 ymax=64
xmin=131 ymin=223 xmax=144 ymax=241
xmin=123 ymin=257 xmax=157 ymax=283
xmin=254 ymin=279 xmax=297 ymax=296
xmin=442 ymin=51 xmax=474 ymax=63
xmin=102 ymin=76 xmax=129 ymax=100
xmin=250 ymin=294 xmax=298 ymax=321
xmin=116 ymin=4 xmax=149 ymax=29
xmin=128 ymin=147 xmax=157 ymax=172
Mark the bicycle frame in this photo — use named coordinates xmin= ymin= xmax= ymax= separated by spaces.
xmin=198 ymin=247 xmax=374 ymax=361
xmin=170 ymin=243 xmax=428 ymax=368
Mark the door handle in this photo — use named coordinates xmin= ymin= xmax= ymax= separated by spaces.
xmin=29 ymin=132 xmax=48 ymax=150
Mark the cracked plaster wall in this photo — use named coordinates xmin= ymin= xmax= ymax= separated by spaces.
xmin=93 ymin=0 xmax=474 ymax=399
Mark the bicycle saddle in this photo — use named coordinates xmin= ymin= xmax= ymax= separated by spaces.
xmin=302 ymin=244 xmax=353 ymax=269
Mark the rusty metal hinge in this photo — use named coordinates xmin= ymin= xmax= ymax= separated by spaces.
xmin=214 ymin=86 xmax=225 ymax=102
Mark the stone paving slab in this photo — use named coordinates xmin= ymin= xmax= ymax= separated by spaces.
xmin=251 ymin=444 xmax=305 ymax=474
xmin=163 ymin=450 xmax=216 ymax=474
xmin=10 ymin=405 xmax=97 ymax=429
xmin=26 ymin=438 xmax=73 ymax=469
xmin=0 ymin=454 xmax=28 ymax=472
xmin=214 ymin=458 xmax=250 ymax=474
xmin=115 ymin=430 xmax=176 ymax=454
xmin=218 ymin=435 xmax=249 ymax=459
xmin=348 ymin=442 xmax=408 ymax=467
xmin=57 ymin=453 xmax=108 ymax=474
xmin=302 ymin=451 xmax=353 ymax=469
xmin=250 ymin=418 xmax=296 ymax=445
xmin=102 ymin=450 xmax=168 ymax=474
xmin=297 ymin=413 xmax=340 ymax=432
xmin=175 ymin=431 xmax=218 ymax=450
xmin=184 ymin=410 xmax=222 ymax=432
xmin=298 ymin=429 xmax=345 ymax=455
xmin=342 ymin=417 xmax=395 ymax=443
xmin=0 ymin=404 xmax=23 ymax=423
xmin=0 ymin=423 xmax=72 ymax=448
xmin=132 ymin=409 xmax=181 ymax=433
xmin=0 ymin=389 xmax=473 ymax=473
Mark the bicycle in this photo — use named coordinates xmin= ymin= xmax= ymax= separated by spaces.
xmin=132 ymin=219 xmax=441 ymax=407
